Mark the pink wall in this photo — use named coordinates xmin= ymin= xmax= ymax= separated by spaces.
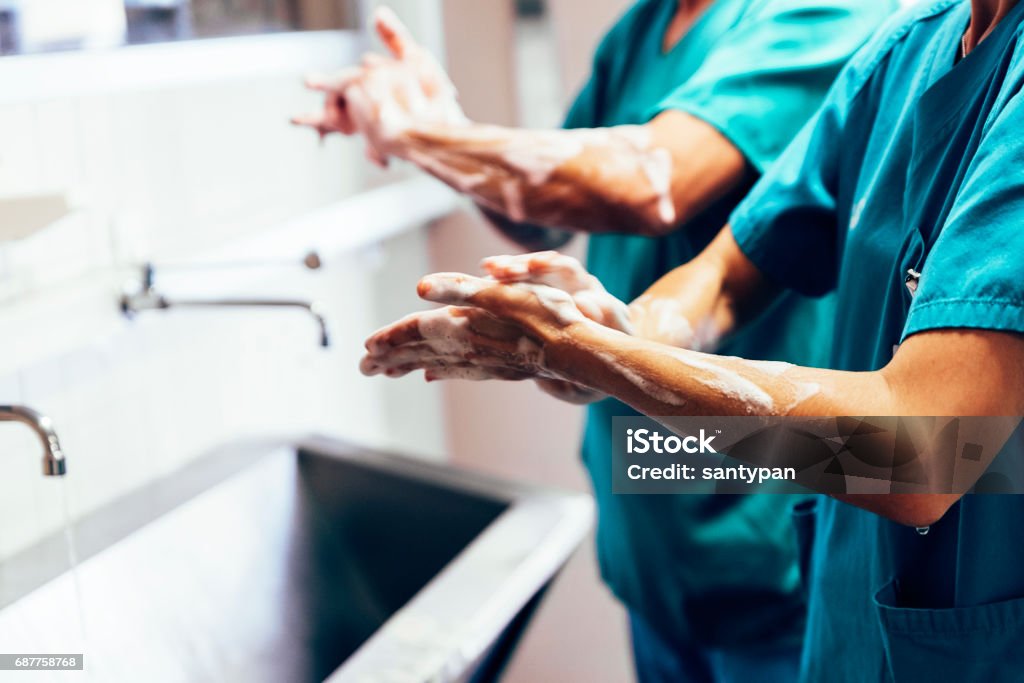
xmin=549 ymin=0 xmax=632 ymax=102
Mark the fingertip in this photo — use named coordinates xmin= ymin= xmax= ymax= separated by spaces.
xmin=479 ymin=257 xmax=500 ymax=277
xmin=373 ymin=5 xmax=398 ymax=29
xmin=359 ymin=355 xmax=381 ymax=376
xmin=365 ymin=144 xmax=388 ymax=167
xmin=373 ymin=6 xmax=407 ymax=58
xmin=529 ymin=251 xmax=563 ymax=273
xmin=364 ymin=332 xmax=388 ymax=355
xmin=417 ymin=273 xmax=486 ymax=305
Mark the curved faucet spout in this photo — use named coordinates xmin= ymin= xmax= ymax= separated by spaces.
xmin=0 ymin=406 xmax=67 ymax=476
xmin=120 ymin=262 xmax=331 ymax=349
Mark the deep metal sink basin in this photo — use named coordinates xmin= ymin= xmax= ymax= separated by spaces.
xmin=0 ymin=437 xmax=593 ymax=682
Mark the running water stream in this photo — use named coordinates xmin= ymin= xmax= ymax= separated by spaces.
xmin=56 ymin=477 xmax=92 ymax=679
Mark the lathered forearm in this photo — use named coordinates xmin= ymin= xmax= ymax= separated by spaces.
xmin=396 ymin=123 xmax=677 ymax=236
xmin=542 ymin=324 xmax=1024 ymax=526
xmin=547 ymin=322 xmax=871 ymax=419
xmin=362 ymin=262 xmax=1024 ymax=525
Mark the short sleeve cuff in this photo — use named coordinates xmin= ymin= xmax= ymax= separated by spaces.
xmin=728 ymin=200 xmax=807 ymax=294
xmin=902 ymin=299 xmax=1024 ymax=342
xmin=646 ymin=100 xmax=775 ymax=173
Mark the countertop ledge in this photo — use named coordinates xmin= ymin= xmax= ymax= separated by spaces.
xmin=0 ymin=177 xmax=459 ymax=381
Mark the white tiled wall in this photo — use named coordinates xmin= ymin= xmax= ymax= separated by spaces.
xmin=0 ymin=34 xmax=448 ymax=563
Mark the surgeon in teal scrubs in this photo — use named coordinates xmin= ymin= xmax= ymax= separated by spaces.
xmin=727 ymin=0 xmax=1024 ymax=679
xmin=304 ymin=3 xmax=893 ymax=680
xmin=362 ymin=0 xmax=1024 ymax=680
xmin=556 ymin=3 xmax=893 ymax=680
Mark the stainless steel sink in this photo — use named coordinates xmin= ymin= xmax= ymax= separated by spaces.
xmin=0 ymin=437 xmax=593 ymax=682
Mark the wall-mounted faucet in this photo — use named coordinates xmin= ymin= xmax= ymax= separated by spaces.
xmin=119 ymin=254 xmax=330 ymax=348
xmin=0 ymin=406 xmax=67 ymax=476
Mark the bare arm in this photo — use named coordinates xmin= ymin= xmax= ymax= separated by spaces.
xmin=395 ymin=111 xmax=748 ymax=238
xmin=362 ymin=232 xmax=1024 ymax=526
xmin=542 ymin=322 xmax=1020 ymax=526
xmin=293 ymin=9 xmax=748 ymax=241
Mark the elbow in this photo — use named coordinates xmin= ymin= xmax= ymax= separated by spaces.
xmin=863 ymin=494 xmax=962 ymax=528
xmin=625 ymin=196 xmax=697 ymax=238
xmin=634 ymin=219 xmax=677 ymax=238
xmin=837 ymin=493 xmax=960 ymax=527
xmin=627 ymin=206 xmax=681 ymax=238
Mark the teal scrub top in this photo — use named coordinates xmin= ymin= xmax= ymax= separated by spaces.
xmin=732 ymin=0 xmax=1024 ymax=679
xmin=566 ymin=0 xmax=897 ymax=649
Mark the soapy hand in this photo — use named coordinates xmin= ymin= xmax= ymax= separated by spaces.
xmin=481 ymin=252 xmax=633 ymax=333
xmin=292 ymin=7 xmax=467 ymax=166
xmin=360 ymin=305 xmax=544 ymax=382
xmin=360 ymin=253 xmax=709 ymax=406
xmin=483 ymin=252 xmax=716 ymax=349
xmin=480 ymin=252 xmax=634 ymax=403
xmin=361 ymin=271 xmax=599 ymax=390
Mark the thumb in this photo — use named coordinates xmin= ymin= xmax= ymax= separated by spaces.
xmin=374 ymin=6 xmax=418 ymax=60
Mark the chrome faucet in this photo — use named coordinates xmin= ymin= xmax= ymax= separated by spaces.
xmin=120 ymin=257 xmax=330 ymax=348
xmin=0 ymin=406 xmax=67 ymax=476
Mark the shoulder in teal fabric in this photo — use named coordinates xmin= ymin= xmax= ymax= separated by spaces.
xmin=730 ymin=0 xmax=1024 ymax=679
xmin=563 ymin=0 xmax=898 ymax=649
xmin=651 ymin=0 xmax=901 ymax=171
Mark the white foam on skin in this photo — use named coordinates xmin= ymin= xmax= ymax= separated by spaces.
xmin=483 ymin=255 xmax=530 ymax=279
xmin=631 ymin=296 xmax=697 ymax=349
xmin=499 ymin=129 xmax=588 ymax=186
xmin=787 ymin=381 xmax=822 ymax=411
xmin=345 ymin=13 xmax=469 ymax=159
xmin=662 ymin=351 xmax=776 ymax=414
xmin=747 ymin=360 xmax=796 ymax=377
xmin=500 ymin=179 xmax=527 ymax=222
xmin=744 ymin=360 xmax=822 ymax=411
xmin=484 ymin=253 xmax=634 ymax=333
xmin=405 ymin=149 xmax=488 ymax=192
xmin=415 ymin=309 xmax=474 ymax=356
xmin=422 ymin=274 xmax=488 ymax=305
xmin=345 ymin=19 xmax=673 ymax=229
xmin=519 ymin=283 xmax=588 ymax=326
xmin=573 ymin=290 xmax=633 ymax=333
xmin=640 ymin=147 xmax=676 ymax=225
xmin=595 ymin=351 xmax=688 ymax=407
xmin=664 ymin=352 xmax=822 ymax=415
xmin=367 ymin=305 xmax=545 ymax=376
xmin=448 ymin=125 xmax=675 ymax=228
xmin=421 ymin=274 xmax=588 ymax=329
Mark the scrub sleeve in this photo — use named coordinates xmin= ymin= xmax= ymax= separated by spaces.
xmin=731 ymin=1 xmax=1024 ymax=678
xmin=569 ymin=0 xmax=897 ymax=653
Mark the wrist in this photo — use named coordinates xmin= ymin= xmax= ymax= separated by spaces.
xmin=539 ymin=320 xmax=603 ymax=384
xmin=393 ymin=123 xmax=473 ymax=166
